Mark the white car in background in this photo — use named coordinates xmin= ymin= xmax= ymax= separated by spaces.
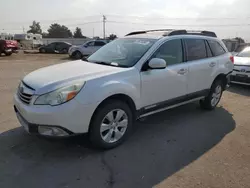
xmin=68 ymin=40 xmax=107 ymax=59
xmin=231 ymin=47 xmax=250 ymax=85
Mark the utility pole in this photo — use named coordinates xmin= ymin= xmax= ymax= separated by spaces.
xmin=103 ymin=15 xmax=106 ymax=39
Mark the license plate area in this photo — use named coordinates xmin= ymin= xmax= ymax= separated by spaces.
xmin=236 ymin=74 xmax=248 ymax=78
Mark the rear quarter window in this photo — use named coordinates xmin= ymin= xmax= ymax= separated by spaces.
xmin=207 ymin=40 xmax=226 ymax=56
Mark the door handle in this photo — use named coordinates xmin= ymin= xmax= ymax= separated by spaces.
xmin=209 ymin=62 xmax=216 ymax=67
xmin=178 ymin=68 xmax=187 ymax=75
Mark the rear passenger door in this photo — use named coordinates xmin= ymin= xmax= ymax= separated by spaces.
xmin=94 ymin=41 xmax=106 ymax=52
xmin=185 ymin=38 xmax=216 ymax=94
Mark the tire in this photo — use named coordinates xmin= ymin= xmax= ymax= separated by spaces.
xmin=40 ymin=49 xmax=46 ymax=53
xmin=61 ymin=48 xmax=68 ymax=54
xmin=89 ymin=100 xmax=133 ymax=149
xmin=200 ymin=79 xmax=223 ymax=110
xmin=4 ymin=52 xmax=12 ymax=56
xmin=73 ymin=51 xmax=82 ymax=59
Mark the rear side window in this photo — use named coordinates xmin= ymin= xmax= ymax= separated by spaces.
xmin=207 ymin=40 xmax=226 ymax=56
xmin=95 ymin=41 xmax=106 ymax=46
xmin=185 ymin=39 xmax=206 ymax=61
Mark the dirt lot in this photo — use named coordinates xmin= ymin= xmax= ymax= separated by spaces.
xmin=0 ymin=53 xmax=249 ymax=188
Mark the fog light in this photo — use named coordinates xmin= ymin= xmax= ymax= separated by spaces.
xmin=38 ymin=126 xmax=69 ymax=136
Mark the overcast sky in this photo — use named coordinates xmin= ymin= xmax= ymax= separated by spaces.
xmin=1 ymin=0 xmax=250 ymax=41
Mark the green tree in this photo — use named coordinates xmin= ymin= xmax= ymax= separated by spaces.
xmin=108 ymin=34 xmax=117 ymax=40
xmin=27 ymin=21 xmax=42 ymax=34
xmin=73 ymin=27 xmax=86 ymax=38
xmin=47 ymin=23 xmax=72 ymax=38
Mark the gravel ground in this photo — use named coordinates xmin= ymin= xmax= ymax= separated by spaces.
xmin=0 ymin=53 xmax=249 ymax=188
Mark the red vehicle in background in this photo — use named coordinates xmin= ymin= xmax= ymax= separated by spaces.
xmin=0 ymin=40 xmax=18 ymax=56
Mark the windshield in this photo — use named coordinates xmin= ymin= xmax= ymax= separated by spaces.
xmin=87 ymin=38 xmax=156 ymax=67
xmin=237 ymin=47 xmax=250 ymax=57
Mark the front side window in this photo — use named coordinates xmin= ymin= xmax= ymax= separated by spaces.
xmin=237 ymin=47 xmax=250 ymax=57
xmin=151 ymin=39 xmax=183 ymax=66
xmin=185 ymin=39 xmax=206 ymax=61
xmin=208 ymin=40 xmax=226 ymax=56
xmin=86 ymin=41 xmax=95 ymax=47
xmin=47 ymin=43 xmax=56 ymax=48
xmin=87 ymin=38 xmax=156 ymax=67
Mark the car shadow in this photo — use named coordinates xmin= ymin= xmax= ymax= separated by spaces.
xmin=227 ymin=84 xmax=250 ymax=97
xmin=0 ymin=103 xmax=235 ymax=188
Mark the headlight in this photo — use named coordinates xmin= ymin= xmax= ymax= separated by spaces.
xmin=34 ymin=81 xmax=85 ymax=106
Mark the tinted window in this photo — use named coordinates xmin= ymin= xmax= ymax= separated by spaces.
xmin=47 ymin=43 xmax=56 ymax=48
xmin=95 ymin=41 xmax=106 ymax=46
xmin=86 ymin=41 xmax=95 ymax=46
xmin=205 ymin=41 xmax=213 ymax=57
xmin=208 ymin=40 xmax=226 ymax=56
xmin=152 ymin=39 xmax=183 ymax=66
xmin=185 ymin=39 xmax=206 ymax=61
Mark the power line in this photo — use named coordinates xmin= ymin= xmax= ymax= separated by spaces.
xmin=106 ymin=14 xmax=250 ymax=20
xmin=107 ymin=20 xmax=250 ymax=27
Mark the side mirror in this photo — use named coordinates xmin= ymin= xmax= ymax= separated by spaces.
xmin=84 ymin=44 xmax=88 ymax=48
xmin=148 ymin=58 xmax=167 ymax=69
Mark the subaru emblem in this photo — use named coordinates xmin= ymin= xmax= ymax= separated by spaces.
xmin=241 ymin=69 xmax=246 ymax=73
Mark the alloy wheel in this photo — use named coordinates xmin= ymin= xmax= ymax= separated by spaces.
xmin=211 ymin=85 xmax=222 ymax=107
xmin=100 ymin=109 xmax=128 ymax=143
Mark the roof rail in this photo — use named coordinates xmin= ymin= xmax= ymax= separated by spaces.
xmin=125 ymin=29 xmax=174 ymax=36
xmin=168 ymin=30 xmax=217 ymax=37
xmin=126 ymin=29 xmax=217 ymax=37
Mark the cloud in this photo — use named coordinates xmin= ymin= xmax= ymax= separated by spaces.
xmin=1 ymin=0 xmax=250 ymax=41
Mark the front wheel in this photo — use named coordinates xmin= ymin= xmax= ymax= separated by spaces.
xmin=61 ymin=48 xmax=68 ymax=54
xmin=73 ymin=51 xmax=82 ymax=59
xmin=89 ymin=100 xmax=133 ymax=149
xmin=200 ymin=80 xmax=223 ymax=110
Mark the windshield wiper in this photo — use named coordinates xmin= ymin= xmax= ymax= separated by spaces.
xmin=88 ymin=60 xmax=129 ymax=68
xmin=92 ymin=61 xmax=111 ymax=65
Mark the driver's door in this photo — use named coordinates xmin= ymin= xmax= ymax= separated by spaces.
xmin=140 ymin=39 xmax=188 ymax=109
xmin=82 ymin=41 xmax=95 ymax=55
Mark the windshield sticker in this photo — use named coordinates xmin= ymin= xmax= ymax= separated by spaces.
xmin=134 ymin=40 xmax=150 ymax=45
xmin=111 ymin=62 xmax=119 ymax=66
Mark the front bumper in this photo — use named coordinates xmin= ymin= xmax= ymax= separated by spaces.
xmin=14 ymin=94 xmax=97 ymax=136
xmin=14 ymin=106 xmax=73 ymax=136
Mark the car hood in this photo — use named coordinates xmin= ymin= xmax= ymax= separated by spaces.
xmin=23 ymin=60 xmax=128 ymax=95
xmin=234 ymin=56 xmax=250 ymax=66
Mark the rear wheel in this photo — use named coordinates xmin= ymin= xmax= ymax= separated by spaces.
xmin=4 ymin=52 xmax=12 ymax=56
xmin=89 ymin=100 xmax=133 ymax=149
xmin=40 ymin=48 xmax=46 ymax=53
xmin=200 ymin=80 xmax=223 ymax=110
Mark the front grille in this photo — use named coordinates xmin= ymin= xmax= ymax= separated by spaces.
xmin=233 ymin=65 xmax=250 ymax=73
xmin=17 ymin=82 xmax=34 ymax=104
xmin=231 ymin=75 xmax=250 ymax=84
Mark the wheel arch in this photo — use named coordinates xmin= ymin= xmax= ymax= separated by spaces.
xmin=89 ymin=93 xmax=137 ymax=131
xmin=211 ymin=73 xmax=228 ymax=90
